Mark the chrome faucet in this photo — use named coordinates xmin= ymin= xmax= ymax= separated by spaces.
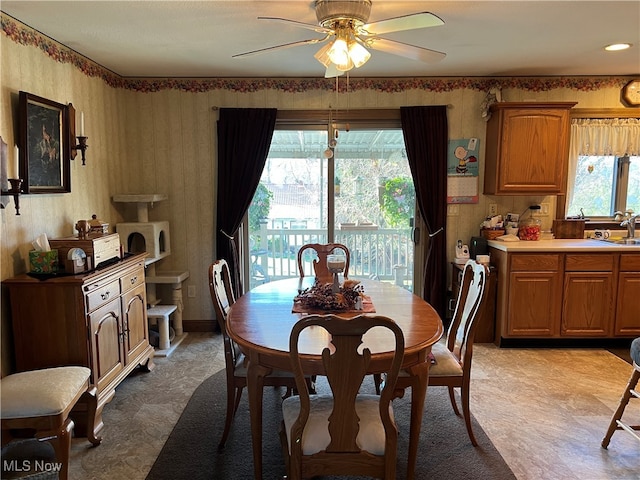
xmin=616 ymin=210 xmax=638 ymax=238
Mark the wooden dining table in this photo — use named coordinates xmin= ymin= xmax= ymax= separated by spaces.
xmin=226 ymin=276 xmax=444 ymax=480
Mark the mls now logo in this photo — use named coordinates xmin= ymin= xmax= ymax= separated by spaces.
xmin=3 ymin=459 xmax=63 ymax=474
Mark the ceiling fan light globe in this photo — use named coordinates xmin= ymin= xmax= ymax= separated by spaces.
xmin=328 ymin=37 xmax=349 ymax=65
xmin=314 ymin=43 xmax=333 ymax=67
xmin=348 ymin=40 xmax=370 ymax=68
xmin=324 ymin=63 xmax=345 ymax=78
xmin=335 ymin=57 xmax=354 ymax=72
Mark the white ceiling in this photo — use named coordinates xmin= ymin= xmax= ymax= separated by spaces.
xmin=2 ymin=0 xmax=639 ymax=79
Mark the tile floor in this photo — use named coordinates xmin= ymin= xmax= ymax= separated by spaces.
xmin=64 ymin=333 xmax=638 ymax=480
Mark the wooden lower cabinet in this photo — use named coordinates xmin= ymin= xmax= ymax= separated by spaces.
xmin=615 ymin=254 xmax=640 ymax=336
xmin=4 ymin=253 xmax=154 ymax=437
xmin=507 ymin=270 xmax=562 ymax=336
xmin=491 ymin=249 xmax=640 ymax=344
xmin=504 ymin=254 xmax=562 ymax=337
xmin=562 ymin=272 xmax=613 ymax=336
xmin=562 ymin=254 xmax=615 ymax=337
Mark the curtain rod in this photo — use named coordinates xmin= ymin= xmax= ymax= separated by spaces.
xmin=211 ymin=105 xmax=453 ymax=111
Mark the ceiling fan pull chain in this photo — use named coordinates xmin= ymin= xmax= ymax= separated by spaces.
xmin=346 ymin=72 xmax=351 ymax=130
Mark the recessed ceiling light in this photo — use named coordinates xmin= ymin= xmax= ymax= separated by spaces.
xmin=604 ymin=43 xmax=632 ymax=51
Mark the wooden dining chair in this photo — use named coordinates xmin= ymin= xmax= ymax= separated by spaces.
xmin=208 ymin=259 xmax=300 ymax=451
xmin=602 ymin=337 xmax=640 ymax=448
xmin=297 ymin=243 xmax=350 ymax=282
xmin=378 ymin=259 xmax=490 ymax=447
xmin=280 ymin=314 xmax=404 ymax=480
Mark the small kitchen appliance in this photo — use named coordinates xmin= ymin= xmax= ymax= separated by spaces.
xmin=469 ymin=236 xmax=489 ymax=259
xmin=454 ymin=240 xmax=470 ymax=264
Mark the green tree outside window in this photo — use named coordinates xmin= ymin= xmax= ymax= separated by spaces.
xmin=380 ymin=177 xmax=415 ymax=227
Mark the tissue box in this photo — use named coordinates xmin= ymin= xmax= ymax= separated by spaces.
xmin=29 ymin=250 xmax=59 ymax=274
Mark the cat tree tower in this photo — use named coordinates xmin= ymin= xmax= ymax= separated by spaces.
xmin=113 ymin=194 xmax=189 ymax=356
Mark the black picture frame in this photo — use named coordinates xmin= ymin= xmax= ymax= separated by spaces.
xmin=18 ymin=91 xmax=70 ymax=193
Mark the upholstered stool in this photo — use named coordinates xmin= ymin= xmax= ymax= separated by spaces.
xmin=1 ymin=366 xmax=102 ymax=480
xmin=602 ymin=338 xmax=640 ymax=448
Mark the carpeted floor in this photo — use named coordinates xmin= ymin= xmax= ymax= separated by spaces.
xmin=146 ymin=370 xmax=516 ymax=480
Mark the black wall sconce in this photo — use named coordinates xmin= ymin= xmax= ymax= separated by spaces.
xmin=68 ymin=104 xmax=88 ymax=165
xmin=1 ymin=178 xmax=23 ymax=215
xmin=75 ymin=135 xmax=89 ymax=165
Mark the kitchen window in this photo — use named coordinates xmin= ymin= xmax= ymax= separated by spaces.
xmin=568 ymin=154 xmax=639 ymax=217
xmin=566 ymin=116 xmax=640 ymax=219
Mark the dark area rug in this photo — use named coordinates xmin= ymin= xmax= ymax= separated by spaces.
xmin=608 ymin=347 xmax=633 ymax=364
xmin=147 ymin=369 xmax=515 ymax=480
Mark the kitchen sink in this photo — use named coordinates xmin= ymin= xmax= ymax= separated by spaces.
xmin=598 ymin=238 xmax=640 ymax=245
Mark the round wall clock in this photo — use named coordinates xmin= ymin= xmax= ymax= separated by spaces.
xmin=621 ymin=79 xmax=640 ymax=107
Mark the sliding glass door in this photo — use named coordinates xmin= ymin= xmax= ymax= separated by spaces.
xmin=245 ymin=120 xmax=415 ymax=292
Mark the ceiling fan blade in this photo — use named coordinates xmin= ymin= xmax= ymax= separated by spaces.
xmin=365 ymin=37 xmax=446 ymax=64
xmin=233 ymin=36 xmax=330 ymax=58
xmin=258 ymin=17 xmax=334 ymax=35
xmin=359 ymin=12 xmax=444 ymax=36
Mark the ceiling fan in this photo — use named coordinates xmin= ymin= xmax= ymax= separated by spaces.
xmin=233 ymin=0 xmax=446 ymax=77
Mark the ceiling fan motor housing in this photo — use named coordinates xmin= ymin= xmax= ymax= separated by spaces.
xmin=315 ymin=0 xmax=372 ymax=27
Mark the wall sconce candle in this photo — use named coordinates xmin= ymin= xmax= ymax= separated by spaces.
xmin=0 ymin=140 xmax=23 ymax=215
xmin=11 ymin=145 xmax=19 ymax=179
xmin=75 ymin=112 xmax=89 ymax=165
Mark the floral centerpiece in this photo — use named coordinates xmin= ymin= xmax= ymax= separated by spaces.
xmin=294 ymin=279 xmax=364 ymax=311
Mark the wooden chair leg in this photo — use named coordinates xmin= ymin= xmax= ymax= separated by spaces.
xmin=279 ymin=421 xmax=291 ymax=476
xmin=373 ymin=373 xmax=382 ymax=395
xmin=43 ymin=418 xmax=74 ymax=480
xmin=602 ymin=368 xmax=640 ymax=448
xmin=84 ymin=386 xmax=102 ymax=446
xmin=233 ymin=386 xmax=244 ymax=415
xmin=447 ymin=386 xmax=461 ymax=416
xmin=460 ymin=382 xmax=478 ymax=447
xmin=282 ymin=386 xmax=294 ymax=399
xmin=218 ymin=385 xmax=243 ymax=450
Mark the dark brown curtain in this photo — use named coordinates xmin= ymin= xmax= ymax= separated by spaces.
xmin=216 ymin=108 xmax=277 ymax=297
xmin=400 ymin=106 xmax=448 ymax=318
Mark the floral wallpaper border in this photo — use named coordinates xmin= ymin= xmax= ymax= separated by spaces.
xmin=2 ymin=12 xmax=629 ymax=94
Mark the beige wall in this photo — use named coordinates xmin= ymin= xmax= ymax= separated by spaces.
xmin=0 ymin=25 xmax=630 ymax=374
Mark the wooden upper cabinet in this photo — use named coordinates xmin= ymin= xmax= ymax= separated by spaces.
xmin=484 ymin=102 xmax=576 ymax=195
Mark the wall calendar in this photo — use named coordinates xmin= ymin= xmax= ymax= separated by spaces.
xmin=447 ymin=138 xmax=480 ymax=204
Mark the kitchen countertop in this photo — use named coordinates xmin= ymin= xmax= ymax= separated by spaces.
xmin=487 ymin=238 xmax=640 ymax=252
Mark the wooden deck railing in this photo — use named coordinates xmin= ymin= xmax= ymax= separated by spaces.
xmin=249 ymin=225 xmax=414 ymax=290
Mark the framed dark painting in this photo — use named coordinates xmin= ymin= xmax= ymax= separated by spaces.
xmin=18 ymin=91 xmax=70 ymax=193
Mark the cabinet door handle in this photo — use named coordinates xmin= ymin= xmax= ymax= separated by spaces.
xmin=130 ymin=276 xmax=137 ymax=284
xmin=101 ymin=291 xmax=110 ymax=300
